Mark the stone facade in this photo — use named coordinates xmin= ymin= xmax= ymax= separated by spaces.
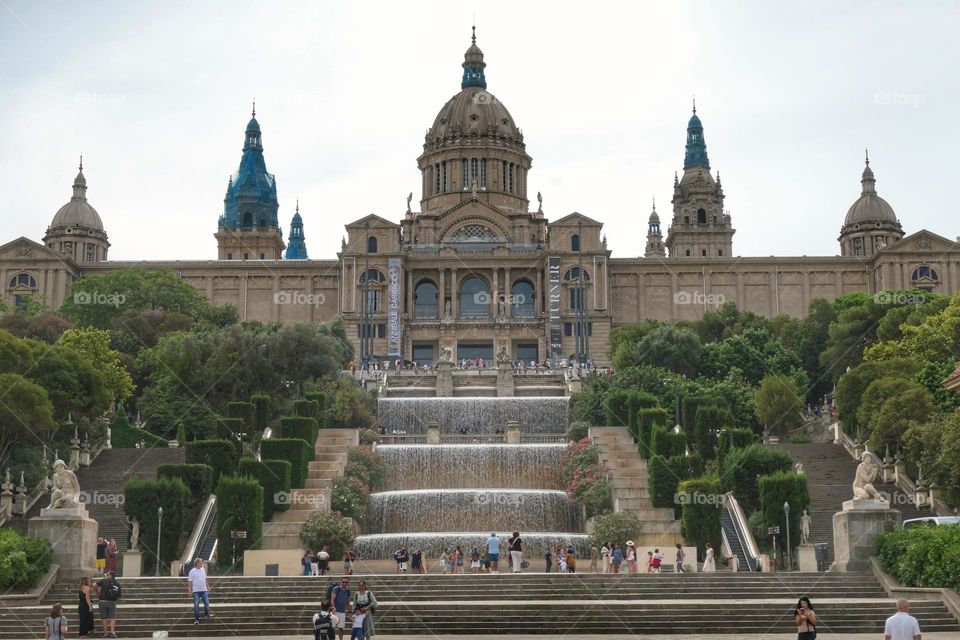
xmin=3 ymin=33 xmax=960 ymax=367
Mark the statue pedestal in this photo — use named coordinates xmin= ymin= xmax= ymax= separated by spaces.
xmin=436 ymin=361 xmax=453 ymax=397
xmin=496 ymin=362 xmax=514 ymax=397
xmin=123 ymin=550 xmax=143 ymax=577
xmin=506 ymin=420 xmax=521 ymax=444
xmin=28 ymin=507 xmax=98 ymax=580
xmin=796 ymin=544 xmax=817 ymax=572
xmin=426 ymin=422 xmax=441 ymax=444
xmin=830 ymin=499 xmax=900 ymax=572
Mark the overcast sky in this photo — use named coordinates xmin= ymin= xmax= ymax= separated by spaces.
xmin=1 ymin=0 xmax=957 ymax=261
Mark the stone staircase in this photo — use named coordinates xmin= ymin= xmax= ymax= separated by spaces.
xmin=4 ymin=447 xmax=184 ymax=575
xmin=590 ymin=426 xmax=682 ymax=547
xmin=260 ymin=428 xmax=358 ymax=549
xmin=777 ymin=442 xmax=927 ymax=564
xmin=3 ymin=572 xmax=957 ymax=637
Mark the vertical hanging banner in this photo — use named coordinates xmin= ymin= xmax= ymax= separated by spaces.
xmin=387 ymin=258 xmax=402 ymax=357
xmin=548 ymin=256 xmax=562 ymax=361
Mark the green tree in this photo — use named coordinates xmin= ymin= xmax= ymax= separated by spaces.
xmin=0 ymin=373 xmax=56 ymax=473
xmin=632 ymin=325 xmax=702 ymax=377
xmin=26 ymin=341 xmax=111 ymax=421
xmin=754 ymin=374 xmax=803 ymax=435
xmin=57 ymin=328 xmax=134 ymax=402
xmin=0 ymin=330 xmax=37 ymax=375
xmin=701 ymin=327 xmax=807 ymax=388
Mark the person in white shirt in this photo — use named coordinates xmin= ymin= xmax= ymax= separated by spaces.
xmin=350 ymin=607 xmax=367 ymax=640
xmin=884 ymin=599 xmax=922 ymax=640
xmin=187 ymin=558 xmax=212 ymax=624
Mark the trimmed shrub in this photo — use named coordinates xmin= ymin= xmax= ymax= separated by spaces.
xmin=626 ymin=391 xmax=658 ymax=442
xmin=589 ymin=511 xmax=642 ymax=550
xmin=123 ymin=476 xmax=190 ymax=572
xmin=566 ymin=420 xmax=592 ymax=442
xmin=694 ymin=404 xmax=732 ymax=460
xmin=238 ymin=458 xmax=291 ymax=520
xmin=758 ymin=471 xmax=810 ymax=558
xmin=344 ymin=447 xmax=387 ymax=491
xmin=650 ymin=453 xmax=705 ymax=517
xmin=679 ymin=475 xmax=723 ymax=559
xmin=358 ymin=428 xmax=380 ymax=445
xmin=260 ymin=438 xmax=312 ymax=489
xmin=215 ymin=475 xmax=263 ymax=568
xmin=603 ymin=389 xmax=631 ymax=428
xmin=636 ymin=407 xmax=669 ymax=458
xmin=111 ymin=406 xmax=167 ymax=448
xmin=226 ymin=402 xmax=255 ymax=434
xmin=251 ymin=394 xmax=271 ymax=432
xmin=0 ymin=529 xmax=52 ymax=591
xmin=681 ymin=396 xmax=711 ymax=451
xmin=216 ymin=417 xmax=246 ymax=442
xmin=293 ymin=399 xmax=318 ymax=418
xmin=301 ymin=511 xmax=355 ymax=558
xmin=176 ymin=424 xmax=187 ymax=448
xmin=156 ymin=463 xmax=213 ymax=514
xmin=185 ymin=439 xmax=238 ymax=487
xmin=717 ymin=428 xmax=757 ymax=461
xmin=651 ymin=425 xmax=686 ymax=458
xmin=279 ymin=416 xmax=319 ymax=446
xmin=304 ymin=391 xmax=328 ymax=427
xmin=877 ymin=525 xmax=960 ymax=590
xmin=720 ymin=444 xmax=792 ymax=514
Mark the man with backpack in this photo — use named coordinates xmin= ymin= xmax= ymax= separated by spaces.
xmin=313 ymin=603 xmax=339 ymax=640
xmin=329 ymin=577 xmax=351 ymax=640
xmin=95 ymin=571 xmax=121 ymax=638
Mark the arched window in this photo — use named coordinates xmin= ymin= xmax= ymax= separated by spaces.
xmin=697 ymin=208 xmax=707 ymax=224
xmin=445 ymin=224 xmax=502 ymax=244
xmin=367 ymin=236 xmax=378 ymax=253
xmin=8 ymin=273 xmax=38 ymax=289
xmin=912 ymin=266 xmax=940 ymax=282
xmin=512 ymin=280 xmax=536 ymax=317
xmin=358 ymin=269 xmax=386 ymax=284
xmin=459 ymin=276 xmax=490 ymax=318
xmin=571 ymin=234 xmax=581 ymax=252
xmin=563 ymin=267 xmax=590 ymax=282
xmin=414 ymin=280 xmax=439 ymax=319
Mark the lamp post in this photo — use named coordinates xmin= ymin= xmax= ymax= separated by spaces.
xmin=784 ymin=501 xmax=792 ymax=571
xmin=155 ymin=506 xmax=164 ymax=576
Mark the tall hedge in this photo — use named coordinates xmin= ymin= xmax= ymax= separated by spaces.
xmin=123 ymin=476 xmax=190 ymax=573
xmin=185 ymin=439 xmax=238 ymax=487
xmin=626 ymin=391 xmax=658 ymax=443
xmin=156 ymin=463 xmax=213 ymax=516
xmin=215 ymin=475 xmax=264 ymax=568
xmin=304 ymin=391 xmax=328 ymax=427
xmin=279 ymin=416 xmax=319 ymax=446
xmin=717 ymin=428 xmax=757 ymax=461
xmin=226 ymin=401 xmax=255 ymax=433
xmin=603 ymin=389 xmax=631 ymax=427
xmin=720 ymin=443 xmax=792 ymax=514
xmin=678 ymin=474 xmax=723 ymax=561
xmin=694 ymin=405 xmax=733 ymax=460
xmin=758 ymin=471 xmax=810 ymax=559
xmin=238 ymin=457 xmax=292 ymax=520
xmin=293 ymin=399 xmax=318 ymax=418
xmin=651 ymin=425 xmax=686 ymax=458
xmin=251 ymin=394 xmax=272 ymax=432
xmin=681 ymin=396 xmax=712 ymax=449
xmin=637 ymin=407 xmax=669 ymax=458
xmin=260 ymin=438 xmax=312 ymax=489
xmin=650 ymin=453 xmax=705 ymax=517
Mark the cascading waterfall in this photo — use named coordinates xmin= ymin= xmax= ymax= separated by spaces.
xmin=378 ymin=444 xmax=565 ymax=490
xmin=377 ymin=397 xmax=570 ymax=434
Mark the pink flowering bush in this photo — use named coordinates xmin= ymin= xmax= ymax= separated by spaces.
xmin=560 ymin=439 xmax=612 ymax=517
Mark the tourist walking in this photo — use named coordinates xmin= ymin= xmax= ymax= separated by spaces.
xmin=611 ymin=543 xmax=623 ymax=573
xmin=554 ymin=544 xmax=563 ymax=572
xmin=354 ymin=580 xmax=378 ymax=639
xmin=884 ymin=599 xmax=921 ymax=640
xmin=486 ymin=532 xmax=502 ymax=574
xmin=471 ymin=547 xmax=481 ymax=573
xmin=313 ymin=603 xmax=338 ymax=640
xmin=646 ymin=550 xmax=654 ymax=573
xmin=703 ymin=543 xmax=716 ymax=572
xmin=318 ymin=545 xmax=331 ymax=575
xmin=795 ymin=596 xmax=817 ymax=640
xmin=590 ymin=546 xmax=598 ymax=572
xmin=330 ymin=577 xmax=351 ymax=640
xmin=95 ymin=570 xmax=121 ymax=638
xmin=77 ymin=576 xmax=94 ymax=637
xmin=302 ymin=550 xmax=313 ymax=576
xmin=601 ymin=542 xmax=611 ymax=573
xmin=188 ymin=558 xmax=213 ymax=624
xmin=508 ymin=531 xmax=525 ymax=573
xmin=95 ymin=537 xmax=107 ymax=575
xmin=545 ymin=547 xmax=552 ymax=573
xmin=104 ymin=539 xmax=119 ymax=575
xmin=411 ymin=548 xmax=424 ymax=574
xmin=43 ymin=603 xmax=68 ymax=640
xmin=566 ymin=546 xmax=577 ymax=573
xmin=652 ymin=549 xmax=663 ymax=573
xmin=311 ymin=549 xmax=320 ymax=576
xmin=625 ymin=541 xmax=637 ymax=573
xmin=455 ymin=545 xmax=465 ymax=574
xmin=674 ymin=544 xmax=687 ymax=573
xmin=440 ymin=548 xmax=451 ymax=574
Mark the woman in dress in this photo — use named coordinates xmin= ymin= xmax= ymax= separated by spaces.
xmin=611 ymin=543 xmax=624 ymax=574
xmin=77 ymin=577 xmax=94 ymax=637
xmin=44 ymin=602 xmax=68 ymax=640
xmin=625 ymin=541 xmax=637 ymax=574
xmin=601 ymin=542 xmax=611 ymax=573
xmin=455 ymin=545 xmax=465 ymax=574
xmin=104 ymin=539 xmax=119 ymax=575
xmin=354 ymin=580 xmax=378 ymax=639
xmin=702 ymin=542 xmax=716 ymax=572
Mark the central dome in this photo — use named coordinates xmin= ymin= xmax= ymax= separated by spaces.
xmin=49 ymin=167 xmax=105 ymax=231
xmin=428 ymin=87 xmax=521 ymax=141
xmin=843 ymin=160 xmax=898 ymax=226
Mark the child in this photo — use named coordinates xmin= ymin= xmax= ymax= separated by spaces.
xmin=470 ymin=548 xmax=481 ymax=574
xmin=559 ymin=553 xmax=569 ymax=573
xmin=440 ymin=548 xmax=451 ymax=574
xmin=646 ymin=550 xmax=654 ymax=574
xmin=652 ymin=548 xmax=663 ymax=574
xmin=350 ymin=606 xmax=367 ymax=640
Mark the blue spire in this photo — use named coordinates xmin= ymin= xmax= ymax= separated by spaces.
xmin=218 ymin=106 xmax=280 ymax=231
xmin=461 ymin=26 xmax=487 ymax=89
xmin=683 ymin=99 xmax=710 ymax=170
xmin=285 ymin=200 xmax=308 ymax=259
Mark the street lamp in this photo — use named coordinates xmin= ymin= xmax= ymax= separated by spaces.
xmin=155 ymin=506 xmax=164 ymax=577
xmin=783 ymin=501 xmax=792 ymax=571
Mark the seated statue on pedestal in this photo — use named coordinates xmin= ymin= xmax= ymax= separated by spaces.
xmin=48 ymin=459 xmax=82 ymax=510
xmin=852 ymin=455 xmax=887 ymax=501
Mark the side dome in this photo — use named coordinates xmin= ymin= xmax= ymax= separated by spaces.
xmin=49 ymin=165 xmax=105 ymax=231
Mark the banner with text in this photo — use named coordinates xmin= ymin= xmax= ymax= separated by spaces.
xmin=387 ymin=258 xmax=402 ymax=357
xmin=548 ymin=256 xmax=562 ymax=361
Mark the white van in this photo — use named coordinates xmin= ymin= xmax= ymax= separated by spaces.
xmin=902 ymin=516 xmax=960 ymax=529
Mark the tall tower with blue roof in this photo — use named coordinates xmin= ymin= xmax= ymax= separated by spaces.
xmin=664 ymin=100 xmax=735 ymax=260
xmin=215 ymin=103 xmax=286 ymax=260
xmin=285 ymin=201 xmax=308 ymax=259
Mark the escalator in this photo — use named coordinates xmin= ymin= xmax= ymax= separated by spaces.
xmin=721 ymin=492 xmax=760 ymax=571
xmin=720 ymin=507 xmax=751 ymax=571
xmin=196 ymin=507 xmax=218 ymax=564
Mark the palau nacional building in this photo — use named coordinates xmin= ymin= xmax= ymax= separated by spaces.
xmin=2 ymin=31 xmax=960 ymax=367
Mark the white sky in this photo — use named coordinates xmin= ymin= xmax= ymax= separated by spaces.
xmin=1 ymin=0 xmax=957 ymax=261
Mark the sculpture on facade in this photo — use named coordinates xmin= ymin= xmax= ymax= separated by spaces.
xmin=537 ymin=191 xmax=543 ymax=215
xmin=440 ymin=346 xmax=454 ymax=363
xmin=852 ymin=455 xmax=887 ymax=501
xmin=48 ymin=459 xmax=82 ymax=510
xmin=406 ymin=192 xmax=413 ymax=215
xmin=128 ymin=516 xmax=140 ymax=551
xmin=496 ymin=345 xmax=511 ymax=363
xmin=800 ymin=509 xmax=812 ymax=544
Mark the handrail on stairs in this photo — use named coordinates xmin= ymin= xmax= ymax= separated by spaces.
xmin=723 ymin=492 xmax=761 ymax=571
xmin=178 ymin=493 xmax=217 ymax=575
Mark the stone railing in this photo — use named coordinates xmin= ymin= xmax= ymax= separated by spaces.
xmin=834 ymin=422 xmax=952 ymax=516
